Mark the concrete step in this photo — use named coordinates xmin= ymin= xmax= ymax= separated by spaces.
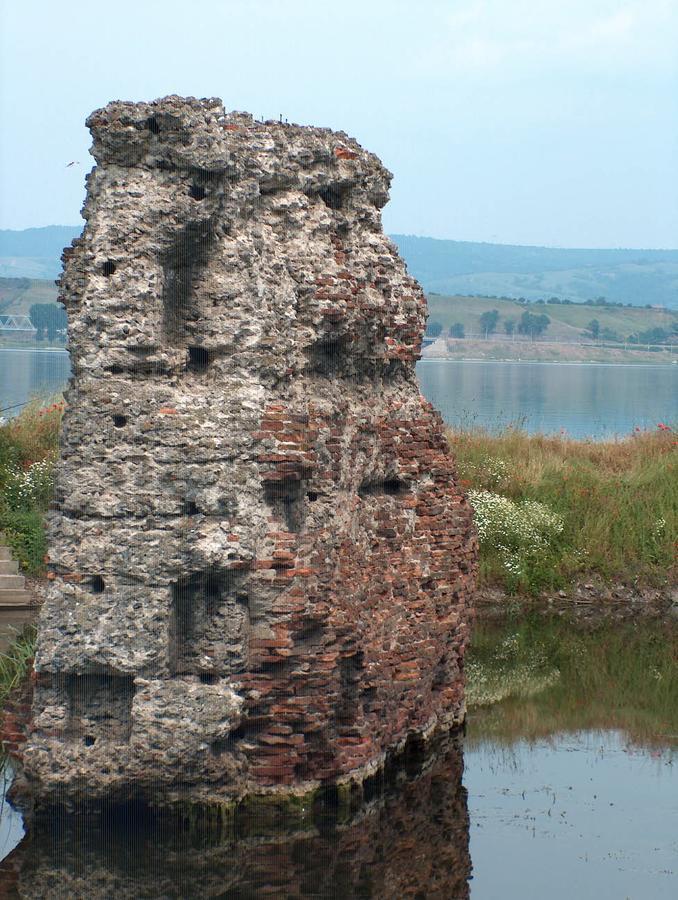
xmin=0 ymin=560 xmax=19 ymax=575
xmin=0 ymin=547 xmax=11 ymax=561
xmin=0 ymin=590 xmax=35 ymax=606
xmin=0 ymin=575 xmax=25 ymax=590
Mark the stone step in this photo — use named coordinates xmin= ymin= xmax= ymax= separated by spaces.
xmin=0 ymin=575 xmax=25 ymax=590
xmin=0 ymin=547 xmax=13 ymax=561
xmin=0 ymin=590 xmax=34 ymax=607
xmin=0 ymin=560 xmax=19 ymax=575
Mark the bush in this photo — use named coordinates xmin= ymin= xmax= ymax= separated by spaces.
xmin=467 ymin=489 xmax=565 ymax=593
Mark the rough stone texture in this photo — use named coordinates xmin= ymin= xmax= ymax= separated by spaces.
xmin=24 ymin=96 xmax=477 ymax=805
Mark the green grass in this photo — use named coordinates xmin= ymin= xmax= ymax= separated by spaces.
xmin=466 ymin=617 xmax=678 ymax=747
xmin=0 ymin=625 xmax=35 ymax=714
xmin=450 ymin=426 xmax=677 ymax=593
xmin=0 ymin=398 xmax=63 ymax=574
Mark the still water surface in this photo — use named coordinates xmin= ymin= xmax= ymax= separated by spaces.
xmin=1 ymin=349 xmax=676 ymax=439
xmin=417 ymin=358 xmax=677 ymax=438
xmin=2 ymin=619 xmax=675 ymax=898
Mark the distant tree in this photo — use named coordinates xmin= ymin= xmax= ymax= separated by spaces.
xmin=426 ymin=320 xmax=443 ymax=338
xmin=637 ymin=327 xmax=670 ymax=344
xmin=586 ymin=319 xmax=600 ymax=339
xmin=517 ymin=311 xmax=550 ymax=339
xmin=504 ymin=318 xmax=516 ymax=336
xmin=479 ymin=309 xmax=500 ymax=336
xmin=29 ymin=303 xmax=67 ymax=342
xmin=449 ymin=322 xmax=465 ymax=339
xmin=535 ymin=298 xmax=545 ymax=305
xmin=600 ymin=327 xmax=621 ymax=342
xmin=547 ymin=296 xmax=561 ymax=304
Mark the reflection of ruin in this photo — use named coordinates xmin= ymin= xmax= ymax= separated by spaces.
xmin=8 ymin=736 xmax=471 ymax=899
xmin=25 ymin=96 xmax=476 ymax=806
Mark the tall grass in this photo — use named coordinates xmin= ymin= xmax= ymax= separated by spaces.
xmin=0 ymin=398 xmax=63 ymax=573
xmin=0 ymin=625 xmax=35 ymax=713
xmin=450 ymin=426 xmax=677 ymax=592
xmin=466 ymin=617 xmax=678 ymax=747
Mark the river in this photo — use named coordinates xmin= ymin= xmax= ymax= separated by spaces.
xmin=1 ymin=349 xmax=676 ymax=438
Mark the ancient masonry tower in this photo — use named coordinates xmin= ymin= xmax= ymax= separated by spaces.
xmin=25 ymin=97 xmax=477 ymax=806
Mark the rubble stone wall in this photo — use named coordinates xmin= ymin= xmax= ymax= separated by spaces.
xmin=24 ymin=96 xmax=477 ymax=804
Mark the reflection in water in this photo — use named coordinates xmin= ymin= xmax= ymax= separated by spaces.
xmin=465 ymin=731 xmax=677 ymax=900
xmin=2 ymin=735 xmax=471 ymax=899
xmin=416 ymin=359 xmax=678 ymax=438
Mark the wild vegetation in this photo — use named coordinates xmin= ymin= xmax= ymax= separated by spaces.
xmin=451 ymin=425 xmax=677 ymax=594
xmin=466 ymin=616 xmax=677 ymax=747
xmin=0 ymin=399 xmax=62 ymax=573
xmin=0 ymin=624 xmax=35 ymax=717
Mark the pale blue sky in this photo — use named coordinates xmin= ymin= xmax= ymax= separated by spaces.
xmin=1 ymin=0 xmax=676 ymax=247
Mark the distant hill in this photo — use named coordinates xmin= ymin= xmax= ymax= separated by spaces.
xmin=0 ymin=225 xmax=82 ymax=279
xmin=390 ymin=235 xmax=678 ymax=310
xmin=2 ymin=227 xmax=677 ymax=310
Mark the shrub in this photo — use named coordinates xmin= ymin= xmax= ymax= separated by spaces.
xmin=467 ymin=489 xmax=565 ymax=593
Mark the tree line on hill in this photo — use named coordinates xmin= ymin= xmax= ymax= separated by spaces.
xmin=427 ymin=307 xmax=678 ymax=345
xmin=427 ymin=308 xmax=551 ymax=340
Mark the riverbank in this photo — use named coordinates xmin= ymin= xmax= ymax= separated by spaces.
xmin=450 ymin=424 xmax=676 ymax=595
xmin=424 ymin=337 xmax=677 ymax=364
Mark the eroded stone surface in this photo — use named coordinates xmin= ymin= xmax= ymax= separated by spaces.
xmin=24 ymin=96 xmax=477 ymax=804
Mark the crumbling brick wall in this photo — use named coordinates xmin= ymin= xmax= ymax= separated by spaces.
xmin=24 ymin=96 xmax=477 ymax=805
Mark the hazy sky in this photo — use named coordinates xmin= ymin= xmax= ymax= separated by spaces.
xmin=1 ymin=0 xmax=676 ymax=248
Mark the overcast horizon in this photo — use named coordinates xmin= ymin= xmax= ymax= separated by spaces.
xmin=2 ymin=0 xmax=677 ymax=250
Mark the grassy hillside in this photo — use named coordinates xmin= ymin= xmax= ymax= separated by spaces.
xmin=426 ymin=294 xmax=677 ymax=342
xmin=391 ymin=234 xmax=678 ymax=309
xmin=0 ymin=277 xmax=58 ymax=315
xmin=0 ymin=225 xmax=81 ymax=279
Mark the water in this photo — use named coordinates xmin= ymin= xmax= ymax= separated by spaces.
xmin=2 ymin=618 xmax=675 ymax=897
xmin=417 ymin=359 xmax=678 ymax=438
xmin=0 ymin=349 xmax=70 ymax=417
xmin=2 ymin=350 xmax=677 ymax=438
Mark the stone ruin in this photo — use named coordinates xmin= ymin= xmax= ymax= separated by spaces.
xmin=24 ymin=96 xmax=477 ymax=808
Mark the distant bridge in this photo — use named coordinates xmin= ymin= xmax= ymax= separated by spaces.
xmin=0 ymin=315 xmax=35 ymax=333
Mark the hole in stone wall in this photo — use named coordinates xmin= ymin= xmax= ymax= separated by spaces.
xmin=67 ymin=674 xmax=135 ymax=743
xmin=146 ymin=116 xmax=160 ymax=134
xmin=112 ymin=414 xmax=127 ymax=428
xmin=162 ymin=220 xmax=216 ymax=340
xmin=210 ymin=739 xmax=229 ymax=756
xmin=106 ymin=364 xmax=124 ymax=375
xmin=358 ymin=477 xmax=407 ymax=497
xmin=90 ymin=575 xmax=105 ymax=593
xmin=182 ymin=499 xmax=200 ymax=515
xmin=318 ymin=184 xmax=347 ymax=210
xmin=337 ymin=650 xmax=364 ymax=725
xmin=199 ymin=673 xmax=219 ymax=685
xmin=169 ymin=569 xmax=249 ymax=675
xmin=187 ymin=346 xmax=210 ymax=372
xmin=189 ymin=184 xmax=207 ymax=201
xmin=306 ymin=335 xmax=348 ymax=377
xmin=306 ymin=491 xmax=319 ymax=502
xmin=102 ymin=260 xmax=116 ymax=276
xmin=263 ymin=479 xmax=305 ymax=532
